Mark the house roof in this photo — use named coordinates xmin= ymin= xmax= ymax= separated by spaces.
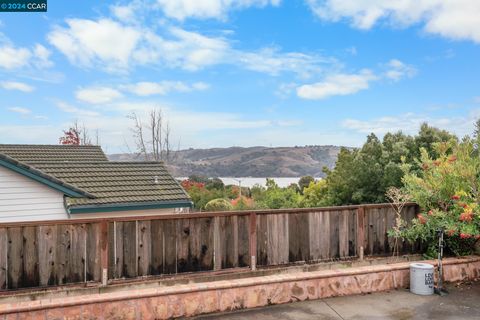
xmin=0 ymin=144 xmax=108 ymax=163
xmin=0 ymin=144 xmax=192 ymax=213
xmin=0 ymin=153 xmax=94 ymax=198
xmin=31 ymin=161 xmax=191 ymax=212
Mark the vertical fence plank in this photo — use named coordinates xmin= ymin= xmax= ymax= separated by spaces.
xmin=7 ymin=227 xmax=23 ymax=289
xmin=267 ymin=214 xmax=278 ymax=265
xmin=320 ymin=211 xmax=331 ymax=259
xmin=22 ymin=226 xmax=39 ymax=288
xmin=55 ymin=225 xmax=70 ymax=285
xmin=150 ymin=220 xmax=164 ymax=275
xmin=289 ymin=212 xmax=310 ymax=263
xmin=107 ymin=222 xmax=115 ymax=279
xmin=0 ymin=228 xmax=7 ymax=289
xmin=163 ymin=220 xmax=176 ymax=274
xmin=249 ymin=212 xmax=257 ymax=270
xmin=329 ymin=211 xmax=340 ymax=258
xmin=338 ymin=210 xmax=349 ymax=258
xmin=86 ymin=223 xmax=101 ymax=283
xmin=113 ymin=222 xmax=125 ymax=279
xmin=38 ymin=225 xmax=57 ymax=287
xmin=256 ymin=213 xmax=267 ymax=266
xmin=137 ymin=220 xmax=151 ymax=276
xmin=357 ymin=206 xmax=366 ymax=257
xmin=198 ymin=217 xmax=214 ymax=271
xmin=69 ymin=224 xmax=86 ymax=283
xmin=213 ymin=216 xmax=222 ymax=270
xmin=223 ymin=215 xmax=239 ymax=268
xmin=177 ymin=218 xmax=191 ymax=273
xmin=122 ymin=221 xmax=137 ymax=278
xmin=385 ymin=207 xmax=395 ymax=253
xmin=99 ymin=221 xmax=108 ymax=285
xmin=348 ymin=210 xmax=357 ymax=257
xmin=308 ymin=211 xmax=320 ymax=261
xmin=238 ymin=215 xmax=249 ymax=267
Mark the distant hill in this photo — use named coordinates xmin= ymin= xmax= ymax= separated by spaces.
xmin=108 ymin=145 xmax=346 ymax=178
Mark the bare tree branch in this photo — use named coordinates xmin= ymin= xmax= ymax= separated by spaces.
xmin=128 ymin=107 xmax=178 ymax=162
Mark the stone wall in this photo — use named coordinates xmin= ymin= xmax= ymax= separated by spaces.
xmin=1 ymin=256 xmax=479 ymax=319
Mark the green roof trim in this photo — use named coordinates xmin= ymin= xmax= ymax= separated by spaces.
xmin=68 ymin=200 xmax=193 ymax=214
xmin=0 ymin=156 xmax=92 ymax=198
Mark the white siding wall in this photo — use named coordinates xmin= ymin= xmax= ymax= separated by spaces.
xmin=0 ymin=165 xmax=68 ymax=222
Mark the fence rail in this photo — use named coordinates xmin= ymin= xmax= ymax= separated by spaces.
xmin=0 ymin=203 xmax=419 ymax=291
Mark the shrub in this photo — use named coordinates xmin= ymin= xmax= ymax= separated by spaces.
xmin=204 ymin=198 xmax=233 ymax=212
xmin=398 ymin=139 xmax=480 ymax=258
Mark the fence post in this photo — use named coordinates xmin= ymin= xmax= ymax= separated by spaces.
xmin=249 ymin=212 xmax=257 ymax=271
xmin=213 ymin=216 xmax=221 ymax=271
xmin=100 ymin=220 xmax=109 ymax=286
xmin=357 ymin=206 xmax=366 ymax=261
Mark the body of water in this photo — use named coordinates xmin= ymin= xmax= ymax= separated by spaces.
xmin=177 ymin=177 xmax=321 ymax=188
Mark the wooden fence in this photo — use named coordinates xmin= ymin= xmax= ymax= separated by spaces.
xmin=0 ymin=203 xmax=419 ymax=291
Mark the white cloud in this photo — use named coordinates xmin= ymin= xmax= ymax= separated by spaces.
xmin=75 ymin=87 xmax=123 ymax=104
xmin=48 ymin=19 xmax=141 ymax=72
xmin=306 ymin=0 xmax=480 ymax=43
xmin=297 ymin=69 xmax=377 ymax=100
xmin=384 ymin=59 xmax=417 ymax=81
xmin=0 ymin=81 xmax=35 ymax=92
xmin=48 ymin=19 xmax=231 ymax=73
xmin=237 ymin=47 xmax=332 ymax=78
xmin=110 ymin=4 xmax=137 ymax=22
xmin=134 ymin=27 xmax=231 ymax=71
xmin=0 ymin=46 xmax=31 ymax=70
xmin=33 ymin=44 xmax=53 ymax=68
xmin=8 ymin=107 xmax=31 ymax=115
xmin=342 ymin=111 xmax=479 ymax=138
xmin=155 ymin=0 xmax=281 ymax=20
xmin=47 ymin=17 xmax=330 ymax=76
xmin=123 ymin=81 xmax=209 ymax=96
xmin=0 ymin=34 xmax=52 ymax=70
xmin=56 ymin=101 xmax=101 ymax=117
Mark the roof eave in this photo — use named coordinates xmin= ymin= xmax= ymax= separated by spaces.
xmin=67 ymin=200 xmax=193 ymax=214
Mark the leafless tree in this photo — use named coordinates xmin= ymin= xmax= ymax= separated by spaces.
xmin=128 ymin=108 xmax=176 ymax=162
xmin=386 ymin=187 xmax=412 ymax=259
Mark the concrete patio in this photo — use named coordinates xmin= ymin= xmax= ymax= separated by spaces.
xmin=196 ymin=281 xmax=480 ymax=319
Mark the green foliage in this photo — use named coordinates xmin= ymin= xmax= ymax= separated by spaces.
xmin=204 ymin=198 xmax=233 ymax=211
xmin=187 ymin=185 xmax=225 ymax=210
xmin=205 ymin=178 xmax=225 ymax=190
xmin=300 ymin=180 xmax=328 ymax=208
xmin=315 ymin=124 xmax=457 ymax=206
xmin=399 ymin=139 xmax=480 ymax=257
xmin=298 ymin=176 xmax=314 ymax=194
xmin=255 ymin=179 xmax=301 ymax=209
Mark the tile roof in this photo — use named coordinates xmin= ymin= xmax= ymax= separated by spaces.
xmin=0 ymin=144 xmax=191 ymax=212
xmin=31 ymin=161 xmax=191 ymax=209
xmin=0 ymin=144 xmax=108 ymax=163
xmin=0 ymin=153 xmax=94 ymax=198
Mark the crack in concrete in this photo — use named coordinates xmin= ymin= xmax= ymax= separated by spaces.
xmin=323 ymin=300 xmax=346 ymax=320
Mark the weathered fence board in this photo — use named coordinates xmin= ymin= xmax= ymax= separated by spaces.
xmin=150 ymin=220 xmax=164 ymax=275
xmin=288 ymin=212 xmax=309 ymax=262
xmin=0 ymin=203 xmax=419 ymax=291
xmin=237 ymin=215 xmax=250 ymax=267
xmin=0 ymin=228 xmax=7 ymax=289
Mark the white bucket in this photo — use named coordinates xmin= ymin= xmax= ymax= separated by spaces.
xmin=410 ymin=263 xmax=434 ymax=295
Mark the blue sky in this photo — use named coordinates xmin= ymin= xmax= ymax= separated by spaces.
xmin=1 ymin=0 xmax=479 ymax=152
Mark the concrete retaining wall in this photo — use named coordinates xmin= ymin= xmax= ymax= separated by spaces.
xmin=0 ymin=256 xmax=479 ymax=319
